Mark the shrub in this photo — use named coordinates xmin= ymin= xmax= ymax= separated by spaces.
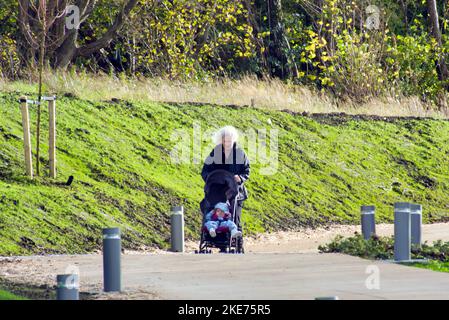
xmin=319 ymin=233 xmax=449 ymax=262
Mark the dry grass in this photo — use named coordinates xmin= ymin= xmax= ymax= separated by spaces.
xmin=0 ymin=71 xmax=446 ymax=118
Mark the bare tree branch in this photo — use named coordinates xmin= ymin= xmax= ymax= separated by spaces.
xmin=80 ymin=0 xmax=97 ymax=22
xmin=17 ymin=0 xmax=140 ymax=69
xmin=77 ymin=0 xmax=139 ymax=56
xmin=18 ymin=0 xmax=39 ymax=49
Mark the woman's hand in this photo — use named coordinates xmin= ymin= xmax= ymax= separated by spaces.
xmin=234 ymin=175 xmax=241 ymax=183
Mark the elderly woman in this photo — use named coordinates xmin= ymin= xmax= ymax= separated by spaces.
xmin=201 ymin=126 xmax=250 ymax=229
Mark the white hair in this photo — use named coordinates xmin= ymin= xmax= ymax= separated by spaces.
xmin=214 ymin=126 xmax=239 ymax=146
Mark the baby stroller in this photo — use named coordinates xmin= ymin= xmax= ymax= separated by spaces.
xmin=196 ymin=169 xmax=245 ymax=254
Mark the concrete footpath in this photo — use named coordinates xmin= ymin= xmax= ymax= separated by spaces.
xmin=1 ymin=251 xmax=449 ymax=300
xmin=1 ymin=223 xmax=449 ymax=300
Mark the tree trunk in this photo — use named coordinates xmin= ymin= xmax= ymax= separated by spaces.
xmin=267 ymin=0 xmax=291 ymax=79
xmin=36 ymin=38 xmax=44 ymax=176
xmin=427 ymin=0 xmax=449 ymax=82
xmin=245 ymin=0 xmax=269 ymax=76
xmin=53 ymin=30 xmax=79 ymax=69
xmin=17 ymin=0 xmax=139 ymax=70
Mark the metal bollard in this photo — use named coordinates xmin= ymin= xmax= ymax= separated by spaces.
xmin=103 ymin=227 xmax=122 ymax=292
xmin=56 ymin=274 xmax=79 ymax=300
xmin=315 ymin=296 xmax=339 ymax=300
xmin=171 ymin=206 xmax=185 ymax=252
xmin=394 ymin=202 xmax=411 ymax=262
xmin=410 ymin=204 xmax=422 ymax=246
xmin=361 ymin=205 xmax=376 ymax=240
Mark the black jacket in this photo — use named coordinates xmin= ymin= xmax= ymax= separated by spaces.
xmin=201 ymin=143 xmax=250 ymax=200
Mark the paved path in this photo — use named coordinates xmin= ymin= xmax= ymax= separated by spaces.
xmin=2 ymin=252 xmax=449 ymax=300
xmin=1 ymin=223 xmax=449 ymax=300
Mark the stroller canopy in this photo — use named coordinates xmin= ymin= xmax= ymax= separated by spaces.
xmin=200 ymin=170 xmax=239 ymax=214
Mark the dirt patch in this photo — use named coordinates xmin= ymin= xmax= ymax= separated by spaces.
xmin=416 ymin=175 xmax=438 ymax=189
xmin=281 ymin=110 xmax=446 ymax=125
xmin=0 ymin=254 xmax=162 ymax=300
xmin=391 ymin=156 xmax=438 ymax=190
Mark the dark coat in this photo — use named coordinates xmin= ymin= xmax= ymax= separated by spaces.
xmin=201 ymin=143 xmax=250 ymax=201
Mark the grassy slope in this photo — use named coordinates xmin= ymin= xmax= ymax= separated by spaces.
xmin=0 ymin=289 xmax=25 ymax=300
xmin=0 ymin=91 xmax=449 ymax=255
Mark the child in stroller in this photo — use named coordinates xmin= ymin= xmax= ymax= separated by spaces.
xmin=197 ymin=169 xmax=245 ymax=254
xmin=204 ymin=202 xmax=242 ymax=239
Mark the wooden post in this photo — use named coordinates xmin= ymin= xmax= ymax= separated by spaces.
xmin=19 ymin=97 xmax=33 ymax=179
xmin=48 ymin=98 xmax=57 ymax=178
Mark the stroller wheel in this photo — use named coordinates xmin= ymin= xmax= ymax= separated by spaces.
xmin=199 ymin=235 xmax=207 ymax=253
xmin=236 ymin=236 xmax=244 ymax=254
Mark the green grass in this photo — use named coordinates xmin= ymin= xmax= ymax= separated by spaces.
xmin=411 ymin=260 xmax=449 ymax=273
xmin=1 ymin=88 xmax=449 ymax=255
xmin=0 ymin=289 xmax=26 ymax=300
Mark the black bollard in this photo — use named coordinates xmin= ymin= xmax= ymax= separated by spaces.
xmin=103 ymin=227 xmax=122 ymax=292
xmin=361 ymin=205 xmax=376 ymax=240
xmin=171 ymin=206 xmax=185 ymax=252
xmin=315 ymin=296 xmax=339 ymax=300
xmin=410 ymin=204 xmax=422 ymax=246
xmin=394 ymin=202 xmax=411 ymax=262
xmin=56 ymin=274 xmax=79 ymax=300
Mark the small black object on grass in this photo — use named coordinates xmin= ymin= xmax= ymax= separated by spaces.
xmin=66 ymin=175 xmax=74 ymax=186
